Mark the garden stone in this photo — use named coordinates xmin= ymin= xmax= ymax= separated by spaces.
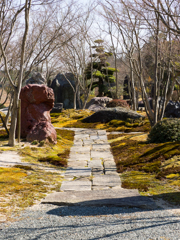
xmin=164 ymin=101 xmax=180 ymax=118
xmin=91 ymin=151 xmax=113 ymax=160
xmin=68 ymin=161 xmax=88 ymax=168
xmin=50 ymin=73 xmax=79 ymax=109
xmin=88 ymin=160 xmax=103 ymax=169
xmin=85 ymin=97 xmax=112 ymax=111
xmin=68 ymin=153 xmax=90 ymax=161
xmin=51 ymin=103 xmax=63 ymax=113
xmin=64 ymin=167 xmax=91 ymax=177
xmin=26 ymin=72 xmax=45 ymax=85
xmin=92 ymin=144 xmax=110 ymax=151
xmin=92 ymin=174 xmax=121 ymax=187
xmin=20 ymin=84 xmax=57 ymax=144
xmin=60 ymin=180 xmax=91 ymax=191
xmin=82 ymin=107 xmax=145 ymax=123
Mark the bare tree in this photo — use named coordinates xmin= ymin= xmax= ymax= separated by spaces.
xmin=0 ymin=0 xmax=31 ymax=146
xmin=0 ymin=0 xmax=81 ymax=145
xmin=100 ymin=0 xmax=180 ymax=126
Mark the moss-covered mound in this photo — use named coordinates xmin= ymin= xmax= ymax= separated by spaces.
xmin=51 ymin=109 xmax=151 ymax=132
xmin=108 ymin=133 xmax=180 ymax=205
xmin=148 ymin=118 xmax=180 ymax=143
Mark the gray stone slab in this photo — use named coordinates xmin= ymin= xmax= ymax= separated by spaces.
xmin=64 ymin=167 xmax=92 ymax=177
xmin=70 ymin=146 xmax=91 ymax=153
xmin=104 ymin=161 xmax=117 ymax=174
xmin=98 ymin=135 xmax=107 ymax=140
xmin=60 ymin=180 xmax=91 ymax=191
xmin=73 ymin=142 xmax=83 ymax=147
xmin=92 ymin=174 xmax=121 ymax=187
xmin=91 ymin=151 xmax=113 ymax=160
xmin=42 ymin=189 xmax=157 ymax=209
xmin=92 ymin=169 xmax=104 ymax=174
xmin=69 ymin=153 xmax=90 ymax=161
xmin=0 ymin=151 xmax=22 ymax=167
xmin=90 ymin=135 xmax=99 ymax=140
xmin=92 ymin=144 xmax=110 ymax=151
xmin=83 ymin=140 xmax=94 ymax=146
xmin=68 ymin=161 xmax=88 ymax=168
xmin=93 ymin=140 xmax=107 ymax=144
xmin=92 ymin=186 xmax=110 ymax=190
xmin=74 ymin=134 xmax=90 ymax=140
xmin=88 ymin=160 xmax=103 ymax=169
xmin=97 ymin=130 xmax=107 ymax=135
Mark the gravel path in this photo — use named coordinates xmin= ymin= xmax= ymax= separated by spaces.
xmin=0 ymin=204 xmax=180 ymax=240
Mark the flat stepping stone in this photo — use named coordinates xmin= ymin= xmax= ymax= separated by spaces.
xmin=64 ymin=167 xmax=91 ymax=177
xmin=92 ymin=144 xmax=110 ymax=150
xmin=60 ymin=180 xmax=91 ymax=191
xmin=97 ymin=130 xmax=107 ymax=135
xmin=90 ymin=135 xmax=99 ymax=140
xmin=83 ymin=140 xmax=94 ymax=146
xmin=70 ymin=146 xmax=91 ymax=153
xmin=91 ymin=151 xmax=113 ymax=160
xmin=92 ymin=174 xmax=121 ymax=187
xmin=74 ymin=134 xmax=90 ymax=140
xmin=0 ymin=151 xmax=22 ymax=167
xmin=69 ymin=153 xmax=90 ymax=161
xmin=88 ymin=160 xmax=103 ymax=169
xmin=42 ymin=189 xmax=157 ymax=209
xmin=104 ymin=161 xmax=117 ymax=174
xmin=68 ymin=160 xmax=88 ymax=168
xmin=98 ymin=135 xmax=108 ymax=140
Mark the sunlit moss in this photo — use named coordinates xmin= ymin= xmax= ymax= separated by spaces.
xmin=108 ymin=133 xmax=180 ymax=205
xmin=50 ymin=109 xmax=151 ymax=132
xmin=0 ymin=129 xmax=74 ymax=219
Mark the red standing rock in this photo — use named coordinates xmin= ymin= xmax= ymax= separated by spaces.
xmin=20 ymin=84 xmax=57 ymax=144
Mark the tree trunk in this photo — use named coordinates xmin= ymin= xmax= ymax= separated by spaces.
xmin=8 ymin=93 xmax=18 ymax=146
xmin=129 ymin=59 xmax=137 ymax=110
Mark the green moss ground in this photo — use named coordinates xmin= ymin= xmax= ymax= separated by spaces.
xmin=0 ymin=129 xmax=74 ymax=220
xmin=51 ymin=109 xmax=151 ymax=132
xmin=108 ymin=133 xmax=180 ymax=205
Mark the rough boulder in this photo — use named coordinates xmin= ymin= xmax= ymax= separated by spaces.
xmin=26 ymin=72 xmax=46 ymax=85
xmin=164 ymin=101 xmax=180 ymax=118
xmin=82 ymin=107 xmax=145 ymax=123
xmin=20 ymin=84 xmax=57 ymax=144
xmin=85 ymin=97 xmax=112 ymax=111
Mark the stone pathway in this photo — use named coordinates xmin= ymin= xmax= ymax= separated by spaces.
xmin=42 ymin=128 xmax=156 ymax=209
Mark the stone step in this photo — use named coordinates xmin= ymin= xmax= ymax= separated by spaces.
xmin=60 ymin=180 xmax=91 ymax=191
xmin=64 ymin=167 xmax=92 ymax=177
xmin=42 ymin=189 xmax=156 ymax=209
xmin=92 ymin=174 xmax=121 ymax=187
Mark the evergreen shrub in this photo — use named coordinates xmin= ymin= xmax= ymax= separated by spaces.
xmin=148 ymin=118 xmax=180 ymax=143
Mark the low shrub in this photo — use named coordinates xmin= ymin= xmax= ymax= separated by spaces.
xmin=148 ymin=118 xmax=180 ymax=143
xmin=106 ymin=99 xmax=129 ymax=108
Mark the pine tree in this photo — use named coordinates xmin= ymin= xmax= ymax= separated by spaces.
xmin=85 ymin=39 xmax=117 ymax=97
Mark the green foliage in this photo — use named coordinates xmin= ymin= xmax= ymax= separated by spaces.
xmin=39 ymin=140 xmax=45 ymax=146
xmin=102 ymin=67 xmax=118 ymax=75
xmin=93 ymin=70 xmax=104 ymax=78
xmin=31 ymin=140 xmax=38 ymax=145
xmin=148 ymin=118 xmax=180 ymax=143
xmin=0 ymin=104 xmax=6 ymax=109
xmin=84 ymin=39 xmax=117 ymax=97
xmin=94 ymin=39 xmax=104 ymax=44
